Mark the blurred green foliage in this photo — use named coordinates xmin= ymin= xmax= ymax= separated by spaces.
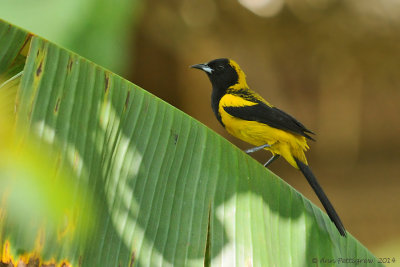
xmin=0 ymin=0 xmax=143 ymax=74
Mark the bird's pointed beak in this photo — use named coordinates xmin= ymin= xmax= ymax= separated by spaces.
xmin=190 ymin=63 xmax=213 ymax=74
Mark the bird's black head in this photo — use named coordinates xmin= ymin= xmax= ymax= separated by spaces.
xmin=191 ymin=58 xmax=245 ymax=91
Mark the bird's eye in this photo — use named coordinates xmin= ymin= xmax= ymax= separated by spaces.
xmin=217 ymin=65 xmax=224 ymax=71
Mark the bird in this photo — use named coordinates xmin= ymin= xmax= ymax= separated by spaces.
xmin=191 ymin=58 xmax=346 ymax=237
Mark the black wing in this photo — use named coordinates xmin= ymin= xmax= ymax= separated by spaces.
xmin=223 ymin=102 xmax=315 ymax=140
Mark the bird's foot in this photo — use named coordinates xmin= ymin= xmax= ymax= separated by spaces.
xmin=245 ymin=144 xmax=270 ymax=154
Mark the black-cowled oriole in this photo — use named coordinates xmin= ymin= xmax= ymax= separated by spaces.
xmin=191 ymin=58 xmax=346 ymax=237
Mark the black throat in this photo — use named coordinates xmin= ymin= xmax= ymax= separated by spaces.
xmin=211 ymin=85 xmax=226 ymax=126
xmin=203 ymin=58 xmax=239 ymax=127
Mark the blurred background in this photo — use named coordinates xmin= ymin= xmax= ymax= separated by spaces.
xmin=1 ymin=0 xmax=399 ymax=260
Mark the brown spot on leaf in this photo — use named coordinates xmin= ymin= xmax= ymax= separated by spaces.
xmin=54 ymin=98 xmax=60 ymax=113
xmin=104 ymin=73 xmax=110 ymax=93
xmin=59 ymin=260 xmax=71 ymax=267
xmin=36 ymin=61 xmax=43 ymax=77
xmin=18 ymin=34 xmax=33 ymax=57
xmin=129 ymin=251 xmax=135 ymax=267
xmin=28 ymin=257 xmax=40 ymax=266
xmin=170 ymin=130 xmax=179 ymax=145
xmin=67 ymin=58 xmax=73 ymax=73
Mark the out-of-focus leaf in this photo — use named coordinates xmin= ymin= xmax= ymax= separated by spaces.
xmin=0 ymin=0 xmax=142 ymax=73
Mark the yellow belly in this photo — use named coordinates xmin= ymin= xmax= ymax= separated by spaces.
xmin=219 ymin=108 xmax=309 ymax=168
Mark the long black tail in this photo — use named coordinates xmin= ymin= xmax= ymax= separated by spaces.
xmin=294 ymin=157 xmax=347 ymax=237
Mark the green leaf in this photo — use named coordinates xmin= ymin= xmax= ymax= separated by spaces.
xmin=0 ymin=21 xmax=29 ymax=74
xmin=0 ymin=18 xmax=383 ymax=266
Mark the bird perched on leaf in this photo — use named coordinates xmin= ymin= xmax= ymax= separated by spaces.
xmin=191 ymin=58 xmax=346 ymax=237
